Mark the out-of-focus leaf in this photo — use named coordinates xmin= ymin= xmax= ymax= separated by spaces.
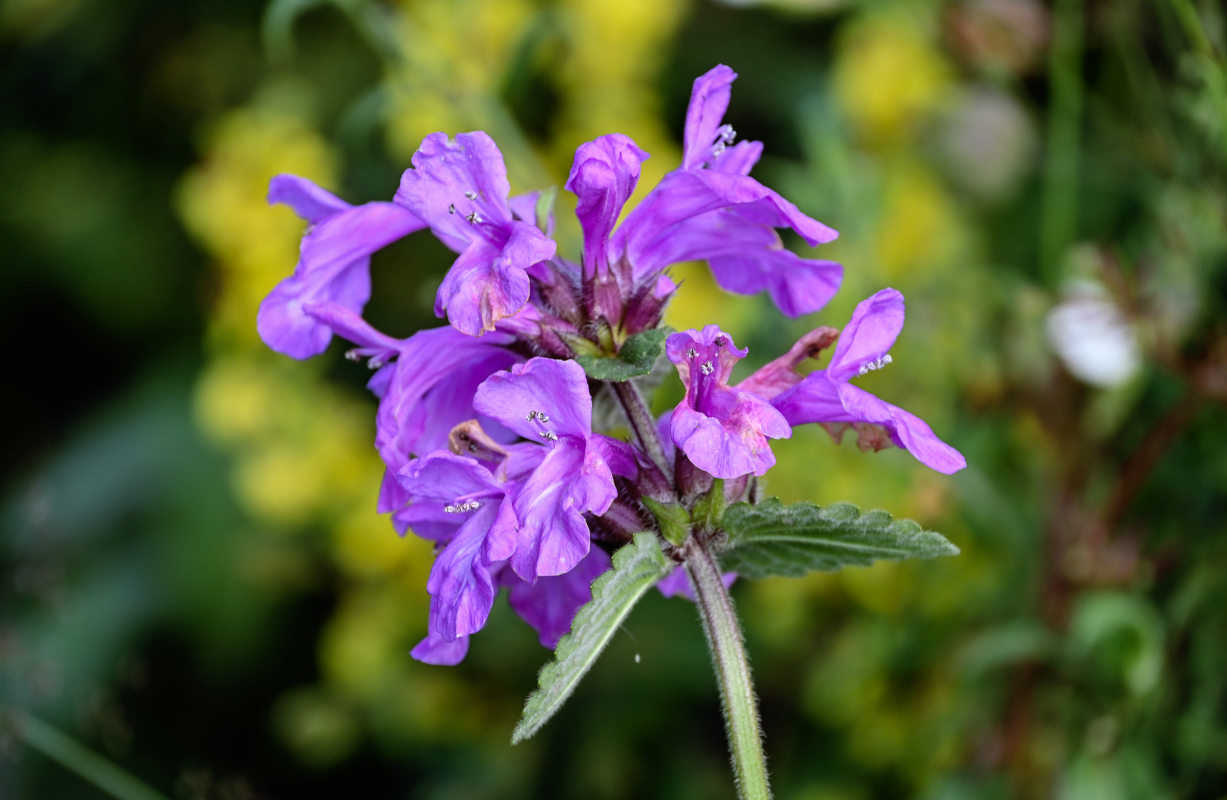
xmin=719 ymin=499 xmax=959 ymax=580
xmin=512 ymin=532 xmax=670 ymax=743
xmin=1067 ymin=592 xmax=1165 ymax=697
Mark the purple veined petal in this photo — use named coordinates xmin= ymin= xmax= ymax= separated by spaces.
xmin=670 ymin=395 xmax=789 ymax=479
xmin=657 ymin=564 xmax=737 ymax=601
xmin=836 ymin=384 xmax=967 ymax=474
xmin=268 ymin=174 xmax=349 ymax=223
xmin=666 ymin=326 xmax=749 ymax=407
xmin=709 ymin=248 xmax=843 ymax=318
xmin=301 ymin=301 xmax=401 ymax=357
xmin=425 ymin=504 xmax=500 ymax=640
xmin=827 ymin=288 xmax=906 ymax=383
xmin=434 ymin=239 xmax=533 ymax=336
xmin=507 ymin=546 xmax=612 ymax=648
xmin=507 ymin=441 xmax=598 ymax=579
xmin=395 ymin=131 xmax=515 ymax=252
xmin=258 ymin=200 xmax=424 ymax=359
xmin=565 ymin=133 xmax=650 ymax=278
xmin=411 ymin=629 xmax=470 ymax=665
xmin=682 ymin=64 xmax=737 ymax=170
xmin=473 ymin=358 xmax=593 ymax=442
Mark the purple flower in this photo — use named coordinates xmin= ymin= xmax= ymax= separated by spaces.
xmin=258 ymin=174 xmax=425 ymax=359
xmin=665 ymin=325 xmax=791 ymax=479
xmin=612 ymin=65 xmax=843 ymax=318
xmin=508 ymin=547 xmax=612 ymax=648
xmin=657 ymin=565 xmax=737 ymax=601
xmin=299 ymin=303 xmax=522 ymax=527
xmin=473 ymin=358 xmax=634 ymax=580
xmin=395 ymin=132 xmax=557 ymax=336
xmin=565 ymin=134 xmax=650 ymax=282
xmin=398 ymin=452 xmax=516 ymax=645
xmin=771 ymin=288 xmax=967 ymax=474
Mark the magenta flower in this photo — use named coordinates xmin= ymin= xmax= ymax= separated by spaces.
xmin=473 ymin=358 xmax=635 ymax=580
xmin=395 ymin=132 xmax=557 ymax=335
xmin=666 ymin=325 xmax=791 ymax=479
xmin=771 ymin=289 xmax=967 ymax=474
xmin=258 ymin=175 xmax=425 ymax=358
xmin=508 ymin=547 xmax=612 ymax=649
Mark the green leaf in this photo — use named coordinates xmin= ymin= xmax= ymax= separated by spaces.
xmin=512 ymin=532 xmax=671 ymax=743
xmin=719 ymin=499 xmax=959 ymax=579
xmin=575 ymin=328 xmax=672 ymax=382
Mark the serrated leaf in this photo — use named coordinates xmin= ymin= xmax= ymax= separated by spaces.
xmin=575 ymin=328 xmax=672 ymax=381
xmin=719 ymin=498 xmax=959 ymax=579
xmin=512 ymin=532 xmax=670 ymax=743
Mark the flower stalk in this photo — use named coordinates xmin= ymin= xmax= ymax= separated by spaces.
xmin=685 ymin=534 xmax=771 ymax=800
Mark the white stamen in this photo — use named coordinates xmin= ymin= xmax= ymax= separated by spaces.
xmin=448 ymin=203 xmax=456 ymax=214
xmin=700 ymin=361 xmax=715 ymax=376
xmin=857 ymin=354 xmax=893 ymax=376
xmin=466 ymin=211 xmax=482 ymax=224
xmin=345 ymin=349 xmax=362 ymax=362
xmin=464 ymin=190 xmax=477 ymax=200
xmin=686 ymin=347 xmax=698 ymax=359
xmin=444 ymin=500 xmax=483 ymax=513
xmin=540 ymin=431 xmax=558 ymax=441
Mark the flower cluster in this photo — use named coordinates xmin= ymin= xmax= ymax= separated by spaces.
xmin=259 ymin=65 xmax=965 ymax=664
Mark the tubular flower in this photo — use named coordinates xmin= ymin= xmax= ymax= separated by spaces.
xmin=771 ymin=288 xmax=966 ymax=474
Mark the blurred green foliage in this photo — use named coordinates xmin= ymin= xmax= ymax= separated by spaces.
xmin=3 ymin=0 xmax=1226 ymax=798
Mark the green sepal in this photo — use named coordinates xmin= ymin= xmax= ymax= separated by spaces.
xmin=642 ymin=497 xmax=691 ymax=546
xmin=557 ymin=332 xmax=603 ymax=359
xmin=512 ymin=532 xmax=671 ymax=743
xmin=575 ymin=328 xmax=672 ymax=382
xmin=691 ymin=478 xmax=726 ymax=533
xmin=719 ymin=498 xmax=959 ymax=579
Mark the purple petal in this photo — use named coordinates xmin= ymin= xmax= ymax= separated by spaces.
xmin=267 ymin=174 xmax=349 ymax=223
xmin=398 ymin=451 xmax=503 ymax=504
xmin=394 ymin=131 xmax=514 ymax=252
xmin=565 ymin=134 xmax=650 ymax=278
xmin=508 ymin=190 xmax=555 ymax=235
xmin=738 ymin=327 xmax=840 ymax=400
xmin=771 ymin=370 xmax=850 ymax=425
xmin=682 ymin=65 xmax=737 ymax=170
xmin=473 ymin=358 xmax=593 ymax=441
xmin=425 ymin=505 xmax=499 ymax=640
xmin=837 ymin=384 xmax=967 ymax=474
xmin=709 ymin=248 xmax=843 ymax=318
xmin=259 ymin=200 xmax=423 ymax=359
xmin=669 ymin=396 xmax=789 ymax=479
xmin=411 ymin=630 xmax=470 ymax=665
xmin=665 ymin=325 xmax=748 ymax=388
xmin=508 ymin=441 xmax=600 ymax=578
xmin=508 ymin=547 xmax=611 ymax=648
xmin=434 ymin=239 xmax=533 ymax=335
xmin=827 ymin=288 xmax=905 ymax=383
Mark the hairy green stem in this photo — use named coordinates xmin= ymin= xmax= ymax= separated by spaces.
xmin=611 ymin=380 xmax=673 ymax=483
xmin=10 ymin=710 xmax=170 ymax=800
xmin=686 ymin=536 xmax=770 ymax=800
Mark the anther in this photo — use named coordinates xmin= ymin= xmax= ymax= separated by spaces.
xmin=448 ymin=203 xmax=456 ymax=214
xmin=464 ymin=190 xmax=477 ymax=200
xmin=540 ymin=431 xmax=558 ymax=441
xmin=714 ymin=336 xmax=726 ymax=347
xmin=686 ymin=347 xmax=698 ymax=359
xmin=700 ymin=361 xmax=715 ymax=376
xmin=465 ymin=211 xmax=482 ymax=224
xmin=856 ymin=354 xmax=893 ymax=376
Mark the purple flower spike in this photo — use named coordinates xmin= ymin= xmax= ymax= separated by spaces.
xmin=666 ymin=326 xmax=791 ymax=479
xmin=399 ymin=452 xmax=515 ymax=643
xmin=259 ymin=174 xmax=425 ymax=359
xmin=565 ymin=134 xmax=650 ymax=280
xmin=610 ymin=65 xmax=842 ymax=317
xmin=772 ymin=289 xmax=967 ymax=475
xmin=473 ymin=358 xmax=626 ymax=580
xmin=508 ymin=547 xmax=612 ymax=648
xmin=395 ymin=132 xmax=557 ymax=335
